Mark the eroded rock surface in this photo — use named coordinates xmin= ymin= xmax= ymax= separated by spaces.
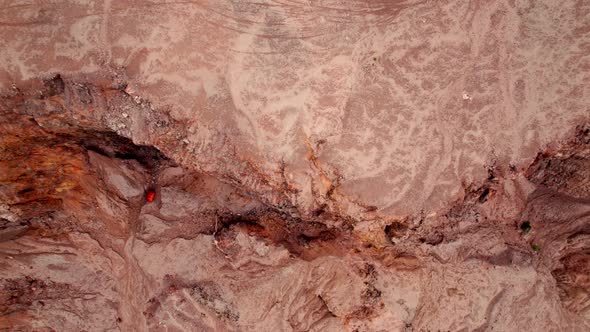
xmin=1 ymin=0 xmax=589 ymax=331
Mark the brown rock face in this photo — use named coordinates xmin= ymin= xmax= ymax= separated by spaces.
xmin=1 ymin=1 xmax=589 ymax=331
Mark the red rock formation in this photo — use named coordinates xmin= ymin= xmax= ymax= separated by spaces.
xmin=1 ymin=1 xmax=589 ymax=331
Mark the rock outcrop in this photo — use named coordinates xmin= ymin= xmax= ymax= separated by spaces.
xmin=1 ymin=0 xmax=589 ymax=331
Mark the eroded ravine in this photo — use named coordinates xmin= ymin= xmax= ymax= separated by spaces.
xmin=0 ymin=76 xmax=589 ymax=330
xmin=2 ymin=0 xmax=590 ymax=330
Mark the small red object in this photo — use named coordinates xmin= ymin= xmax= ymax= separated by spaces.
xmin=146 ymin=191 xmax=156 ymax=202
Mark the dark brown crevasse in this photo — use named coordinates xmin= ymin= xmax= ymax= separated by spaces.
xmin=0 ymin=80 xmax=343 ymax=247
xmin=1 ymin=77 xmax=589 ymax=330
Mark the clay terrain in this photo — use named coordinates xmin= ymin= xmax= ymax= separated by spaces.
xmin=0 ymin=0 xmax=589 ymax=331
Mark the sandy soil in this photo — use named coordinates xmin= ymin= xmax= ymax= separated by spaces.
xmin=0 ymin=0 xmax=589 ymax=331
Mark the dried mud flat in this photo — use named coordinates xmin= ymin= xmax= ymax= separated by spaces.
xmin=0 ymin=0 xmax=589 ymax=331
